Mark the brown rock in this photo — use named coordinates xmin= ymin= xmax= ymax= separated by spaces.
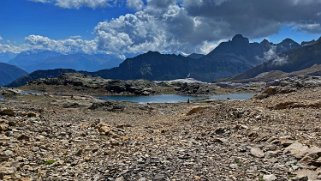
xmin=186 ymin=106 xmax=209 ymax=116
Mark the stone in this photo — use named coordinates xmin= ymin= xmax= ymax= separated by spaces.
xmin=186 ymin=106 xmax=209 ymax=116
xmin=263 ymin=174 xmax=277 ymax=181
xmin=291 ymin=176 xmax=308 ymax=181
xmin=293 ymin=169 xmax=318 ymax=181
xmin=299 ymin=146 xmax=321 ymax=166
xmin=115 ymin=176 xmax=125 ymax=181
xmin=229 ymin=164 xmax=238 ymax=169
xmin=96 ymin=123 xmax=112 ymax=135
xmin=63 ymin=102 xmax=80 ymax=108
xmin=4 ymin=150 xmax=13 ymax=157
xmin=137 ymin=178 xmax=147 ymax=181
xmin=213 ymin=138 xmax=228 ymax=144
xmin=0 ymin=166 xmax=15 ymax=175
xmin=284 ymin=142 xmax=310 ymax=159
xmin=0 ymin=109 xmax=15 ymax=116
xmin=250 ymin=147 xmax=265 ymax=158
xmin=153 ymin=174 xmax=167 ymax=181
xmin=17 ymin=134 xmax=30 ymax=141
xmin=279 ymin=136 xmax=295 ymax=147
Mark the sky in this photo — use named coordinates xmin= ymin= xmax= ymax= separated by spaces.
xmin=0 ymin=0 xmax=321 ymax=57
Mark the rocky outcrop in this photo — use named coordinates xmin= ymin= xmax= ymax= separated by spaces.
xmin=89 ymin=101 xmax=125 ymax=112
xmin=173 ymin=82 xmax=211 ymax=95
xmin=255 ymin=76 xmax=321 ymax=99
xmin=28 ymin=73 xmax=157 ymax=96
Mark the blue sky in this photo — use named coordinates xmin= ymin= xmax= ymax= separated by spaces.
xmin=0 ymin=0 xmax=130 ymax=42
xmin=0 ymin=0 xmax=320 ymax=55
xmin=254 ymin=26 xmax=321 ymax=44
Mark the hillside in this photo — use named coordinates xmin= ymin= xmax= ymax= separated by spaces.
xmin=0 ymin=63 xmax=27 ymax=86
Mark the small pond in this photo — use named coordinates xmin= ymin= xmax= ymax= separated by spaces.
xmin=99 ymin=93 xmax=254 ymax=104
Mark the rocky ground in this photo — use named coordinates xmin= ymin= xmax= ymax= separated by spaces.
xmin=0 ymin=76 xmax=321 ymax=180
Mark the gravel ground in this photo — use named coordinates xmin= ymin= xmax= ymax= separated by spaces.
xmin=0 ymin=85 xmax=321 ymax=180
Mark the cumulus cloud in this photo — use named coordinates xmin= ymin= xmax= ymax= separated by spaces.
xmin=30 ymin=0 xmax=118 ymax=9
xmin=0 ymin=43 xmax=25 ymax=54
xmin=93 ymin=0 xmax=321 ymax=56
xmin=94 ymin=2 xmax=226 ymax=56
xmin=126 ymin=0 xmax=144 ymax=10
xmin=0 ymin=35 xmax=97 ymax=54
xmin=25 ymin=35 xmax=97 ymax=54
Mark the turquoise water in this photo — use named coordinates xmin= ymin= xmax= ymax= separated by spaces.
xmin=99 ymin=93 xmax=254 ymax=103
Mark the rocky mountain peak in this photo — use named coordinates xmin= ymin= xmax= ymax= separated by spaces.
xmin=280 ymin=38 xmax=299 ymax=46
xmin=260 ymin=39 xmax=272 ymax=45
xmin=231 ymin=34 xmax=249 ymax=45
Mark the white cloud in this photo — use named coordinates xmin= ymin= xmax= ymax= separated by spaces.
xmin=95 ymin=11 xmax=168 ymax=55
xmin=199 ymin=40 xmax=226 ymax=54
xmin=263 ymin=46 xmax=289 ymax=66
xmin=94 ymin=3 xmax=232 ymax=56
xmin=0 ymin=35 xmax=97 ymax=54
xmin=0 ymin=43 xmax=25 ymax=54
xmin=25 ymin=35 xmax=97 ymax=54
xmin=30 ymin=0 xmax=118 ymax=9
xmin=126 ymin=0 xmax=144 ymax=10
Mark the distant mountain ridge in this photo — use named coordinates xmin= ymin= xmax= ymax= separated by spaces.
xmin=9 ymin=50 xmax=123 ymax=72
xmin=0 ymin=63 xmax=27 ymax=86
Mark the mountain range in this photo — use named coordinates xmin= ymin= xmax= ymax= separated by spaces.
xmin=5 ymin=34 xmax=321 ymax=87
xmin=93 ymin=34 xmax=303 ymax=82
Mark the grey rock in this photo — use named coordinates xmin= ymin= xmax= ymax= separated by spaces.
xmin=263 ymin=174 xmax=277 ymax=181
xmin=250 ymin=147 xmax=265 ymax=158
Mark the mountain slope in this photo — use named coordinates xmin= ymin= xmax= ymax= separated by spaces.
xmin=234 ymin=37 xmax=321 ymax=80
xmin=0 ymin=63 xmax=27 ymax=86
xmin=183 ymin=35 xmax=277 ymax=81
